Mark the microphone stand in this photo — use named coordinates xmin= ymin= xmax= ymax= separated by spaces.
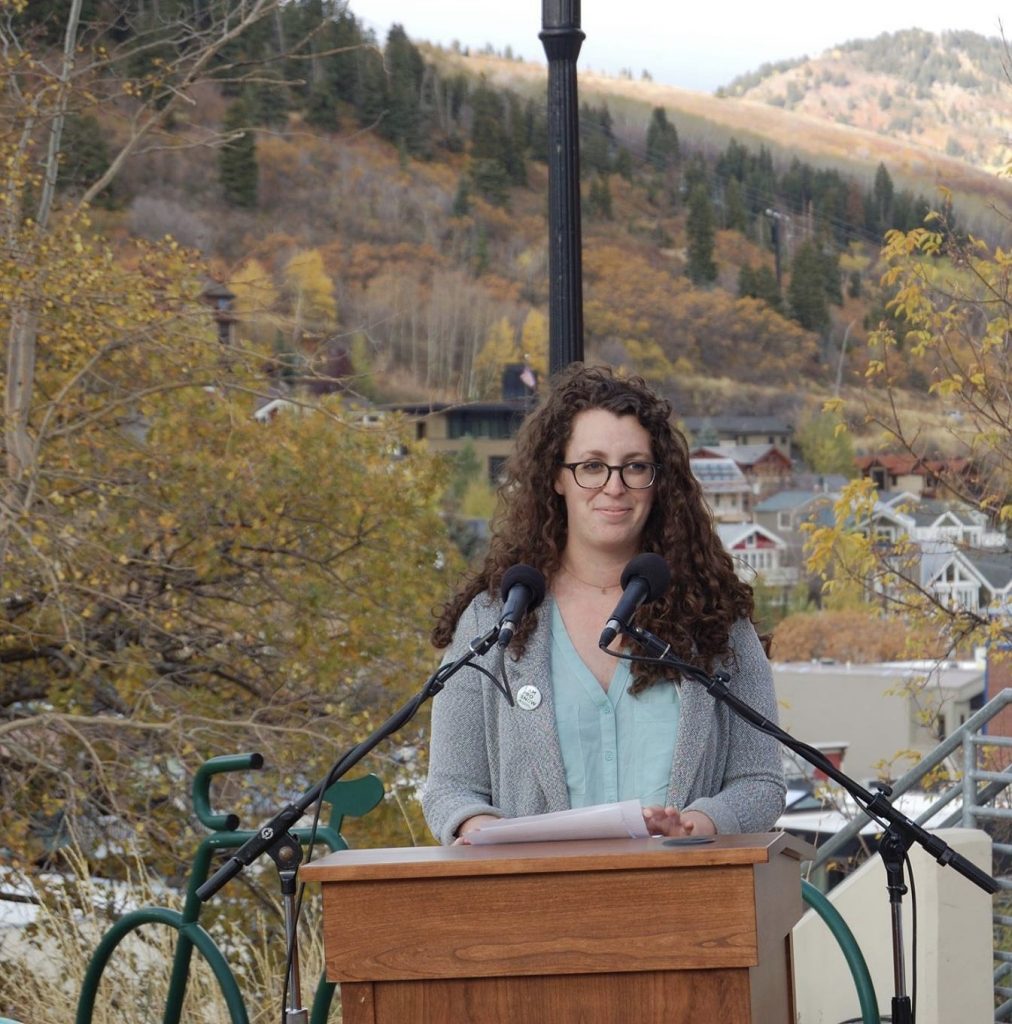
xmin=616 ymin=621 xmax=999 ymax=1024
xmin=196 ymin=623 xmax=505 ymax=1023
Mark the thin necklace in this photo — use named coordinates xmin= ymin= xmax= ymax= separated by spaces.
xmin=560 ymin=563 xmax=622 ymax=594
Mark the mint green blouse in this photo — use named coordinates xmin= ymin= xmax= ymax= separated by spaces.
xmin=550 ymin=602 xmax=680 ymax=808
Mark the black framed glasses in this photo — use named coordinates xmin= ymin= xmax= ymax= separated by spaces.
xmin=559 ymin=460 xmax=659 ymax=490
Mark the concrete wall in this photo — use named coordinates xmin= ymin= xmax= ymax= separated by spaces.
xmin=793 ymin=828 xmax=993 ymax=1024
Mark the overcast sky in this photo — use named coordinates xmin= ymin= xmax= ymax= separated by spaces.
xmin=356 ymin=1 xmax=1007 ymax=92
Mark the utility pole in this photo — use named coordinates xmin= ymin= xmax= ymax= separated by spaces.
xmin=765 ymin=208 xmax=783 ymax=290
xmin=540 ymin=0 xmax=584 ymax=375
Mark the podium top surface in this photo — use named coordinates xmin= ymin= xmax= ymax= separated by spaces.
xmin=300 ymin=831 xmax=814 ymax=884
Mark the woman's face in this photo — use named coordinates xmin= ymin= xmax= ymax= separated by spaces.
xmin=553 ymin=408 xmax=656 ymax=559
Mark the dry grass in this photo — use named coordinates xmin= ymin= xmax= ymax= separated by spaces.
xmin=0 ymin=848 xmax=333 ymax=1024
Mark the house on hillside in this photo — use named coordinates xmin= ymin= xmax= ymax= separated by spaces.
xmin=690 ymin=456 xmax=751 ymax=523
xmin=855 ymin=454 xmax=975 ymax=500
xmin=716 ymin=521 xmax=797 ymax=598
xmin=860 ymin=497 xmax=1012 ymax=615
xmin=683 ymin=415 xmax=794 ymax=455
xmin=200 ymin=278 xmax=236 ymax=346
xmin=691 ymin=443 xmax=793 ymax=505
xmin=383 ymin=364 xmax=538 ymax=484
xmin=753 ymin=489 xmax=837 ymax=570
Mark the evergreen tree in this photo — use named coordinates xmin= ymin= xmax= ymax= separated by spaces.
xmin=526 ymin=98 xmax=549 ymax=162
xmin=645 ymin=107 xmax=680 ymax=170
xmin=739 ymin=263 xmax=782 ymax=311
xmin=614 ymin=147 xmax=633 ymax=181
xmin=816 ymin=245 xmax=844 ymax=306
xmin=716 ymin=138 xmax=748 ymax=183
xmin=330 ymin=11 xmax=365 ymax=103
xmin=686 ymin=184 xmax=717 ymax=284
xmin=471 ymin=159 xmax=510 ymax=207
xmin=382 ymin=25 xmax=425 ymax=154
xmin=872 ymin=161 xmax=894 ymax=233
xmin=451 ymin=176 xmax=471 ymax=217
xmin=247 ymin=79 xmax=290 ymax=129
xmin=753 ymin=265 xmax=783 ymax=311
xmin=725 ymin=177 xmax=748 ymax=233
xmin=59 ymin=113 xmax=113 ymax=205
xmin=580 ymin=102 xmax=613 ymax=176
xmin=305 ymin=81 xmax=338 ymax=129
xmin=219 ymin=100 xmax=258 ymax=208
xmin=354 ymin=40 xmax=388 ymax=128
xmin=468 ymin=79 xmax=524 ymax=196
xmin=587 ymin=174 xmax=613 ymax=219
xmin=787 ymin=240 xmax=830 ymax=332
xmin=683 ymin=153 xmax=709 ymax=194
xmin=505 ymin=93 xmax=528 ymax=186
xmin=738 ymin=264 xmax=757 ymax=297
xmin=470 ymin=80 xmax=507 ymax=161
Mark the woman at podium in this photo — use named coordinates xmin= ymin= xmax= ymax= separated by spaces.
xmin=422 ymin=364 xmax=785 ymax=846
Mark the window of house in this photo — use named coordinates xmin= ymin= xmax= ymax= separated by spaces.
xmin=777 ymin=511 xmax=791 ymax=530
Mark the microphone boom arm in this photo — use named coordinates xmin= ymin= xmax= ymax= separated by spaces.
xmin=621 ymin=622 xmax=998 ymax=896
xmin=197 ymin=624 xmax=502 ymax=902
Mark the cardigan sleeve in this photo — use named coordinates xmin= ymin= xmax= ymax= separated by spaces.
xmin=683 ymin=619 xmax=786 ymax=834
xmin=420 ymin=598 xmax=505 ymax=845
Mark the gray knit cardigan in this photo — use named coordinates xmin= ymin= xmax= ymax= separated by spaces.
xmin=421 ymin=594 xmax=786 ymax=846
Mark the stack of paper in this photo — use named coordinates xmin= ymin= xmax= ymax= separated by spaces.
xmin=467 ymin=799 xmax=648 ymax=845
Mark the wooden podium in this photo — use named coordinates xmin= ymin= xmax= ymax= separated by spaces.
xmin=301 ymin=832 xmax=811 ymax=1023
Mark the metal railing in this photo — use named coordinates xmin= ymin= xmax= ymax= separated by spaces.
xmin=806 ymin=688 xmax=1012 ymax=1022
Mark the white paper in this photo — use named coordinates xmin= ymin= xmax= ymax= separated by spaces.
xmin=466 ymin=799 xmax=648 ymax=845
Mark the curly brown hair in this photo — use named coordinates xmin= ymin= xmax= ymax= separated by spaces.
xmin=432 ymin=364 xmax=756 ymax=688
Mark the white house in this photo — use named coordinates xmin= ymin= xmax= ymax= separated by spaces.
xmin=861 ymin=497 xmax=1012 ymax=615
xmin=715 ymin=521 xmax=797 ymax=594
xmin=690 ymin=456 xmax=751 ymax=523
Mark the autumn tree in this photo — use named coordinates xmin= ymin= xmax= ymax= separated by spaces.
xmin=520 ymin=309 xmax=549 ymax=379
xmin=1 ymin=0 xmax=459 ymax=909
xmin=229 ymin=258 xmax=280 ymax=346
xmin=795 ymin=410 xmax=856 ymax=477
xmin=472 ymin=317 xmax=519 ymax=398
xmin=808 ymin=209 xmax=1012 ymax=657
xmin=283 ymin=248 xmax=338 ymax=341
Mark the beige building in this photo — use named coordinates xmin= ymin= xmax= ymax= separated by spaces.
xmin=773 ymin=659 xmax=986 ymax=783
xmin=384 ymin=399 xmax=532 ymax=483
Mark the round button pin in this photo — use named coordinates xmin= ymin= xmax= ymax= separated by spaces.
xmin=515 ymin=685 xmax=542 ymax=710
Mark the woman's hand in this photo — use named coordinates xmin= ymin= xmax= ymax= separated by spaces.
xmin=642 ymin=806 xmax=716 ymax=838
xmin=452 ymin=813 xmax=501 ymax=845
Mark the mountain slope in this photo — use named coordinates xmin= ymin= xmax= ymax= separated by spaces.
xmin=722 ymin=29 xmax=1012 ymax=174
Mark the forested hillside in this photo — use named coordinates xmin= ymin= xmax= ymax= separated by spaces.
xmin=14 ymin=2 xmax=1012 ymax=422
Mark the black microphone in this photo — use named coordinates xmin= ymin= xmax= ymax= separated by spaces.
xmin=598 ymin=553 xmax=671 ymax=649
xmin=497 ymin=564 xmax=547 ymax=648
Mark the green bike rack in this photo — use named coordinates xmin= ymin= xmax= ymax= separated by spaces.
xmin=801 ymin=878 xmax=880 ymax=1024
xmin=76 ymin=752 xmax=385 ymax=1024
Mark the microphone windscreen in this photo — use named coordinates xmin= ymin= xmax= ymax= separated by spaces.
xmin=620 ymin=553 xmax=671 ymax=602
xmin=500 ymin=564 xmax=547 ymax=609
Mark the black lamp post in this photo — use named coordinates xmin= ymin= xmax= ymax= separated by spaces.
xmin=540 ymin=0 xmax=585 ymax=374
